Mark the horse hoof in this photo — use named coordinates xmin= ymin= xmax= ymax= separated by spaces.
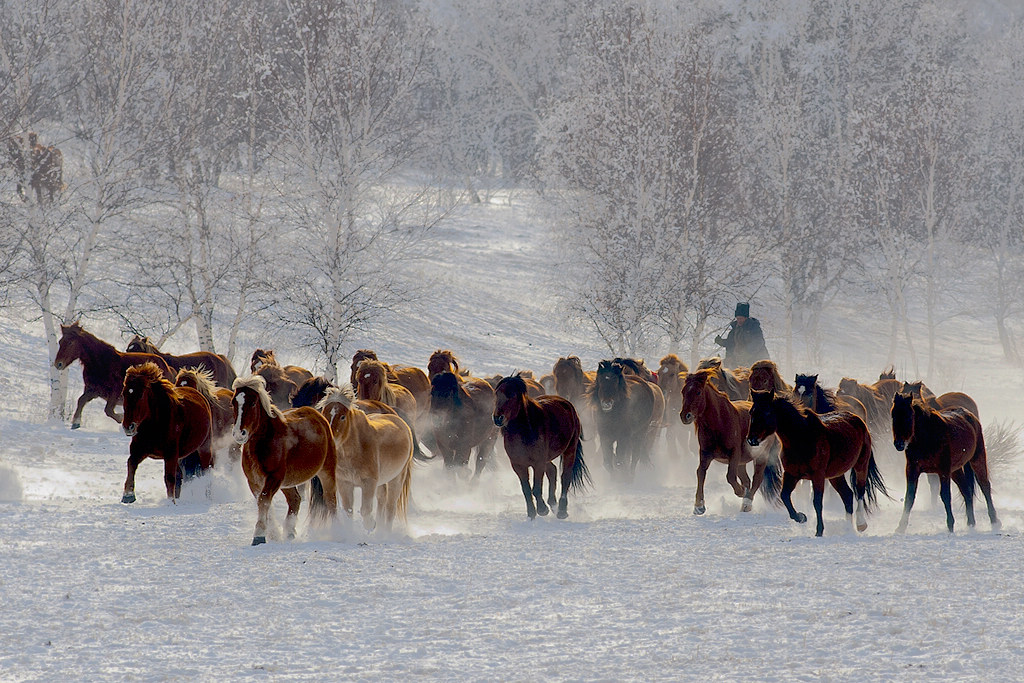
xmin=992 ymin=520 xmax=1002 ymax=531
xmin=121 ymin=493 xmax=136 ymax=504
xmin=537 ymin=506 xmax=549 ymax=517
xmin=794 ymin=512 xmax=807 ymax=523
xmin=895 ymin=524 xmax=907 ymax=534
xmin=557 ymin=509 xmax=568 ymax=520
xmin=71 ymin=423 xmax=81 ymax=430
xmin=251 ymin=536 xmax=266 ymax=546
xmin=856 ymin=521 xmax=868 ymax=532
xmin=693 ymin=505 xmax=706 ymax=515
xmin=741 ymin=499 xmax=753 ymax=513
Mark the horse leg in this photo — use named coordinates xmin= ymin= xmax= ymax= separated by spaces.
xmin=121 ymin=446 xmax=147 ymax=504
xmin=811 ymin=476 xmax=826 ymax=537
xmin=546 ymin=461 xmax=557 ymax=509
xmin=253 ymin=476 xmax=283 ymax=545
xmin=600 ymin=434 xmax=615 ymax=473
xmin=312 ymin=466 xmax=339 ymax=522
xmin=556 ymin=454 xmax=573 ymax=520
xmin=694 ymin=452 xmax=712 ymax=515
xmin=743 ymin=460 xmax=766 ymax=512
xmin=896 ymin=466 xmax=921 ymax=534
xmin=376 ymin=483 xmax=392 ymax=531
xmin=939 ymin=474 xmax=955 ymax=533
xmin=532 ymin=465 xmax=550 ymax=517
xmin=281 ymin=486 xmax=302 ymax=540
xmin=355 ymin=478 xmax=377 ymax=531
xmin=970 ymin=458 xmax=1000 ymax=529
xmin=725 ymin=460 xmax=746 ymax=498
xmin=512 ymin=461 xmax=536 ymax=519
xmin=338 ymin=480 xmax=355 ymax=520
xmin=951 ymin=468 xmax=975 ymax=528
xmin=780 ymin=471 xmax=807 ymax=524
xmin=163 ymin=455 xmax=181 ymax=500
xmin=927 ymin=473 xmax=940 ymax=509
xmin=103 ymin=396 xmax=124 ymax=424
xmin=70 ymin=390 xmax=99 ymax=429
xmin=830 ymin=476 xmax=855 ymax=529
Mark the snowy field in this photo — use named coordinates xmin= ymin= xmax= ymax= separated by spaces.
xmin=2 ymin=197 xmax=1024 ymax=681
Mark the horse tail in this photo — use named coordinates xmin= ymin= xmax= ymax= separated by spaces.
xmin=855 ymin=452 xmax=890 ymax=513
xmin=759 ymin=441 xmax=784 ymax=505
xmin=307 ymin=476 xmax=328 ymax=518
xmin=960 ymin=460 xmax=977 ymax=500
xmin=567 ymin=439 xmax=592 ymax=493
xmin=396 ymin=450 xmax=413 ymax=523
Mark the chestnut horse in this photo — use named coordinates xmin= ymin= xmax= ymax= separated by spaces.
xmin=350 ymin=349 xmax=431 ymax=415
xmin=126 ymin=335 xmax=237 ymax=389
xmin=696 ymin=356 xmax=750 ymax=401
xmin=891 ymin=393 xmax=998 ymax=533
xmin=657 ymin=354 xmax=690 ymax=458
xmin=355 ymin=359 xmax=429 ymax=461
xmin=748 ymin=360 xmax=791 ymax=394
xmin=900 ymin=381 xmax=977 ymax=417
xmin=427 ymin=349 xmax=470 ymax=380
xmin=793 ymin=374 xmax=868 ymax=423
xmin=121 ymin=363 xmax=213 ymax=504
xmin=249 ymin=349 xmax=313 ymax=388
xmin=748 ymin=388 xmax=888 ymax=536
xmin=484 ymin=373 xmax=545 ymax=397
xmin=590 ymin=360 xmax=664 ymax=477
xmin=232 ymin=375 xmax=338 ymax=545
xmin=5 ymin=132 xmax=64 ymax=203
xmin=552 ymin=356 xmax=595 ymax=405
xmin=54 ymin=322 xmax=174 ymax=429
xmin=174 ymin=367 xmax=240 ymax=462
xmin=429 ymin=371 xmax=499 ymax=477
xmin=492 ymin=374 xmax=591 ymax=519
xmin=679 ymin=369 xmax=781 ymax=515
xmin=317 ymin=387 xmax=414 ymax=532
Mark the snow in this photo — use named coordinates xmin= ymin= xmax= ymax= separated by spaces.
xmin=2 ymin=195 xmax=1024 ymax=681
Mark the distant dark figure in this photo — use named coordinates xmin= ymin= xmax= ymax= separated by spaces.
xmin=4 ymin=131 xmax=65 ymax=203
xmin=714 ymin=302 xmax=770 ymax=370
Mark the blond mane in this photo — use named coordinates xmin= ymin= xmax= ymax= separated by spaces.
xmin=176 ymin=366 xmax=218 ymax=401
xmin=232 ymin=374 xmax=282 ymax=419
xmin=315 ymin=384 xmax=356 ymax=411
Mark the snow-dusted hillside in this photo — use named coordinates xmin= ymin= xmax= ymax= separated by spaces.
xmin=1 ymin=196 xmax=1023 ymax=681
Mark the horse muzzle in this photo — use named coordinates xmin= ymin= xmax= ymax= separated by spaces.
xmin=600 ymin=400 xmax=614 ymax=412
xmin=894 ymin=439 xmax=905 ymax=452
xmin=492 ymin=415 xmax=505 ymax=428
xmin=747 ymin=436 xmax=761 ymax=447
xmin=123 ymin=422 xmax=138 ymax=437
xmin=233 ymin=428 xmax=249 ymax=445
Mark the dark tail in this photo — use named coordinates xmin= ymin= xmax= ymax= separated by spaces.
xmin=960 ymin=461 xmax=977 ymax=500
xmin=408 ymin=421 xmax=435 ymax=462
xmin=307 ymin=476 xmax=327 ymax=517
xmin=568 ymin=440 xmax=592 ymax=493
xmin=854 ymin=452 xmax=890 ymax=513
xmin=759 ymin=442 xmax=784 ymax=505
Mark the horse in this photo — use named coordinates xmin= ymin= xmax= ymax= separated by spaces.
xmin=552 ymin=356 xmax=595 ymax=405
xmin=174 ymin=367 xmax=240 ymax=462
xmin=429 ymin=371 xmax=499 ymax=477
xmin=657 ymin=354 xmax=690 ymax=458
xmin=232 ymin=375 xmax=338 ymax=545
xmin=355 ymin=359 xmax=430 ymax=461
xmin=899 ymin=381 xmax=977 ymax=416
xmin=316 ymin=386 xmax=413 ymax=532
xmin=120 ymin=363 xmax=213 ymax=504
xmin=837 ymin=376 xmax=894 ymax=436
xmin=53 ymin=322 xmax=175 ymax=429
xmin=4 ymin=132 xmax=65 ymax=203
xmin=696 ymin=356 xmax=750 ymax=401
xmin=249 ymin=349 xmax=313 ymax=387
xmin=879 ymin=366 xmax=897 ymax=380
xmin=427 ymin=349 xmax=472 ymax=380
xmin=291 ymin=376 xmax=336 ymax=408
xmin=793 ymin=373 xmax=868 ymax=423
xmin=484 ymin=373 xmax=546 ymax=397
xmin=349 ymin=349 xmax=431 ymax=414
xmin=590 ymin=360 xmax=664 ymax=477
xmin=891 ymin=393 xmax=999 ymax=533
xmin=538 ymin=372 xmax=556 ymax=395
xmin=613 ymin=356 xmax=657 ymax=383
xmin=492 ymin=374 xmax=591 ymax=519
xmin=748 ymin=359 xmax=791 ymax=394
xmin=679 ymin=369 xmax=781 ymax=515
xmin=126 ymin=335 xmax=237 ymax=389
xmin=747 ymin=388 xmax=888 ymax=536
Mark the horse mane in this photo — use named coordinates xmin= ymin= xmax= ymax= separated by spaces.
xmin=879 ymin=366 xmax=896 ymax=380
xmin=697 ymin=356 xmax=722 ymax=371
xmin=659 ymin=353 xmax=688 ymax=373
xmin=127 ymin=361 xmax=172 ymax=388
xmin=430 ymin=371 xmax=463 ymax=405
xmin=175 ymin=366 xmax=218 ymax=401
xmin=613 ymin=357 xmax=648 ymax=376
xmin=233 ymin=374 xmax=283 ymax=419
xmin=293 ymin=376 xmax=335 ymax=408
xmin=495 ymin=373 xmax=529 ymax=397
xmin=554 ymin=355 xmax=584 ymax=378
xmin=315 ymin=384 xmax=356 ymax=411
xmin=749 ymin=360 xmax=789 ymax=392
xmin=429 ymin=349 xmax=464 ymax=377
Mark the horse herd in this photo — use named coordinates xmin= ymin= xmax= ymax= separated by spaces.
xmin=52 ymin=322 xmax=1001 ymax=544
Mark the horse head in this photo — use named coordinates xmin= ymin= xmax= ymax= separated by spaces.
xmin=355 ymin=360 xmax=389 ymax=402
xmin=837 ymin=377 xmax=859 ymax=397
xmin=122 ymin=362 xmax=169 ymax=437
xmin=54 ymin=322 xmax=87 ymax=370
xmin=429 ymin=371 xmax=462 ymax=410
xmin=175 ymin=366 xmax=216 ymax=400
xmin=552 ymin=356 xmax=585 ymax=399
xmin=901 ymin=381 xmax=926 ymax=400
xmin=793 ymin=374 xmax=818 ymax=409
xmin=292 ymin=376 xmax=334 ymax=408
xmin=249 ymin=348 xmax=278 ymax=373
xmin=428 ymin=349 xmax=460 ymax=379
xmin=746 ymin=388 xmax=778 ymax=447
xmin=492 ymin=374 xmax=529 ymax=427
xmin=680 ymin=367 xmax=717 ymax=424
xmin=879 ymin=366 xmax=897 ymax=380
xmin=232 ymin=375 xmax=279 ymax=444
xmin=593 ymin=360 xmax=626 ymax=412
xmin=316 ymin=385 xmax=357 ymax=441
xmin=349 ymin=349 xmax=378 ymax=386
xmin=890 ymin=392 xmax=916 ymax=451
xmin=125 ymin=335 xmax=153 ymax=353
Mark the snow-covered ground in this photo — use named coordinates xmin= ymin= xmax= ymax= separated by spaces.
xmin=2 ymin=196 xmax=1023 ymax=681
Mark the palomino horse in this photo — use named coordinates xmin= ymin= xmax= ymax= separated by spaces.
xmin=4 ymin=132 xmax=64 ymax=203
xmin=429 ymin=371 xmax=499 ymax=477
xmin=492 ymin=374 xmax=591 ymax=519
xmin=232 ymin=375 xmax=338 ymax=545
xmin=590 ymin=360 xmax=664 ymax=477
xmin=748 ymin=388 xmax=888 ymax=536
xmin=679 ymin=369 xmax=781 ymax=515
xmin=317 ymin=387 xmax=414 ymax=532
xmin=54 ymin=322 xmax=174 ymax=429
xmin=793 ymin=373 xmax=868 ymax=423
xmin=126 ymin=335 xmax=237 ymax=389
xmin=657 ymin=354 xmax=690 ymax=458
xmin=696 ymin=356 xmax=750 ymax=401
xmin=121 ymin=363 xmax=213 ymax=503
xmin=891 ymin=393 xmax=998 ymax=533
xmin=355 ymin=359 xmax=429 ymax=461
xmin=174 ymin=367 xmax=240 ymax=462
xmin=350 ymin=349 xmax=431 ymax=414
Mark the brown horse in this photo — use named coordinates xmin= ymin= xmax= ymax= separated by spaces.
xmin=748 ymin=359 xmax=791 ymax=394
xmin=249 ymin=349 xmax=313 ymax=387
xmin=174 ymin=367 xmax=240 ymax=462
xmin=696 ymin=356 xmax=750 ymax=401
xmin=349 ymin=349 xmax=432 ymax=415
xmin=484 ymin=373 xmax=546 ymax=397
xmin=552 ymin=356 xmax=596 ymax=405
xmin=317 ymin=387 xmax=414 ymax=532
xmin=232 ymin=375 xmax=338 ymax=545
xmin=899 ymin=381 xmax=977 ymax=416
xmin=679 ymin=369 xmax=781 ymax=515
xmin=126 ymin=335 xmax=237 ymax=389
xmin=590 ymin=360 xmax=664 ymax=477
xmin=4 ymin=132 xmax=65 ymax=203
xmin=657 ymin=354 xmax=690 ymax=458
xmin=837 ymin=376 xmax=894 ymax=436
xmin=121 ymin=363 xmax=213 ymax=504
xmin=355 ymin=359 xmax=429 ymax=461
xmin=891 ymin=393 xmax=998 ymax=533
xmin=54 ymin=322 xmax=174 ymax=429
xmin=492 ymin=374 xmax=590 ymax=519
xmin=793 ymin=373 xmax=868 ymax=423
xmin=429 ymin=371 xmax=499 ymax=477
xmin=879 ymin=366 xmax=897 ymax=380
xmin=748 ymin=388 xmax=888 ymax=536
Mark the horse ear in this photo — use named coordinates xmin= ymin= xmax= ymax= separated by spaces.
xmin=810 ymin=374 xmax=818 ymax=382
